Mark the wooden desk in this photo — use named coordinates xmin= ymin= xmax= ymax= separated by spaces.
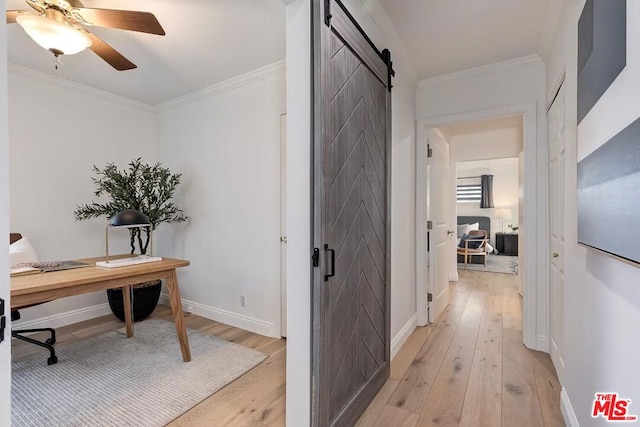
xmin=11 ymin=256 xmax=191 ymax=362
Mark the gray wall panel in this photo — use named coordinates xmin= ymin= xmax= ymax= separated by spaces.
xmin=578 ymin=116 xmax=640 ymax=264
xmin=577 ymin=0 xmax=626 ymax=124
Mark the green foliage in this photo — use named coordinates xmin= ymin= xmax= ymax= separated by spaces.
xmin=74 ymin=158 xmax=187 ymax=254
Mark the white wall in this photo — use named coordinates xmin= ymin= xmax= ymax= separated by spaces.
xmin=542 ymin=1 xmax=640 ymax=425
xmin=8 ymin=66 xmax=156 ymax=326
xmin=0 ymin=0 xmax=12 ymax=421
xmin=417 ymin=56 xmax=545 ymax=123
xmin=456 ymin=157 xmax=520 ymax=244
xmin=416 ymin=56 xmax=548 ymax=351
xmin=284 ymin=1 xmax=311 ymax=425
xmin=8 ymin=61 xmax=287 ymax=339
xmin=156 ymin=65 xmax=286 ymax=339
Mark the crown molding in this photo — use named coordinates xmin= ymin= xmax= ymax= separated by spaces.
xmin=8 ymin=61 xmax=286 ymax=112
xmin=8 ymin=63 xmax=154 ymax=111
xmin=418 ymin=54 xmax=543 ymax=88
xmin=155 ymin=60 xmax=286 ymax=112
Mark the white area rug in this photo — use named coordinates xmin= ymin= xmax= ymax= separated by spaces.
xmin=12 ymin=318 xmax=267 ymax=427
xmin=458 ymin=255 xmax=518 ymax=275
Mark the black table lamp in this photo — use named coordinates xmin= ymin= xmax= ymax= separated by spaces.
xmin=97 ymin=209 xmax=160 ymax=267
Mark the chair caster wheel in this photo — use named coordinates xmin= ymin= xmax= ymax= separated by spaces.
xmin=47 ymin=356 xmax=58 ymax=365
xmin=45 ymin=338 xmax=56 ymax=345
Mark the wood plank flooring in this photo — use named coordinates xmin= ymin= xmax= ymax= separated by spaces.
xmin=11 ymin=271 xmax=563 ymax=426
xmin=358 ymin=271 xmax=564 ymax=427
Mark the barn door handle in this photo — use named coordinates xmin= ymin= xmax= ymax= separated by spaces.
xmin=324 ymin=244 xmax=335 ymax=281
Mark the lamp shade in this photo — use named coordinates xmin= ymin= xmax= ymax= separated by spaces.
xmin=495 ymin=208 xmax=513 ymax=220
xmin=110 ymin=210 xmax=151 ymax=227
xmin=16 ymin=14 xmax=91 ymax=55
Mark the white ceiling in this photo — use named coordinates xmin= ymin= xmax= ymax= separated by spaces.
xmin=378 ymin=0 xmax=552 ymax=79
xmin=6 ymin=0 xmax=552 ymax=104
xmin=6 ymin=0 xmax=286 ymax=105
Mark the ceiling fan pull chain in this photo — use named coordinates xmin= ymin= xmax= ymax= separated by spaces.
xmin=54 ymin=54 xmax=62 ymax=70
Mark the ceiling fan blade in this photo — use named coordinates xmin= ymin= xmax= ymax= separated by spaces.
xmin=72 ymin=8 xmax=165 ymax=35
xmin=86 ymin=32 xmax=137 ymax=71
xmin=7 ymin=10 xmax=25 ymax=24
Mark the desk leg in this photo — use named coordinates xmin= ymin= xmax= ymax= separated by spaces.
xmin=166 ymin=270 xmax=191 ymax=362
xmin=122 ymin=285 xmax=133 ymax=338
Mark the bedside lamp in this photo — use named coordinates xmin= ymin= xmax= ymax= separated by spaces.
xmin=96 ymin=210 xmax=162 ymax=268
xmin=495 ymin=208 xmax=512 ymax=233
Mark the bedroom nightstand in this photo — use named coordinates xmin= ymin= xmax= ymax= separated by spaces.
xmin=496 ymin=233 xmax=518 ymax=256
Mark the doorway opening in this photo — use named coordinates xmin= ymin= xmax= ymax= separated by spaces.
xmin=450 ymin=115 xmax=522 ymax=287
xmin=416 ymin=103 xmax=546 ymax=352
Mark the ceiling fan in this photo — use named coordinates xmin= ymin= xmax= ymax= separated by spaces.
xmin=6 ymin=0 xmax=165 ymax=70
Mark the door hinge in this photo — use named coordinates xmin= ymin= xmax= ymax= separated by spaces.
xmin=324 ymin=0 xmax=332 ymax=26
xmin=312 ymin=247 xmax=320 ymax=267
xmin=0 ymin=297 xmax=5 ymax=343
xmin=427 ymin=220 xmax=433 ymax=230
xmin=427 ymin=293 xmax=433 ymax=303
xmin=427 ymin=144 xmax=433 ymax=158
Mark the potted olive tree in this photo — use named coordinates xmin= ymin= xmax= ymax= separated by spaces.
xmin=74 ymin=158 xmax=187 ymax=321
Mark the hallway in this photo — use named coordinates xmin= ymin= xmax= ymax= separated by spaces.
xmin=357 ymin=271 xmax=564 ymax=426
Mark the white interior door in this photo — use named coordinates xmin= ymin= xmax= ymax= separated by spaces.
xmin=548 ymin=81 xmax=565 ymax=381
xmin=427 ymin=133 xmax=451 ymax=323
xmin=280 ymin=114 xmax=287 ymax=337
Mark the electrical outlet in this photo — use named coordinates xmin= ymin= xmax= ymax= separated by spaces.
xmin=240 ymin=295 xmax=247 ymax=308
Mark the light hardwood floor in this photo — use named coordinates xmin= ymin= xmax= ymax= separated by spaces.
xmin=12 ymin=271 xmax=563 ymax=426
xmin=357 ymin=271 xmax=564 ymax=427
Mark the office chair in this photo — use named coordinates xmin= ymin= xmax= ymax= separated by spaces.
xmin=10 ymin=233 xmax=58 ymax=365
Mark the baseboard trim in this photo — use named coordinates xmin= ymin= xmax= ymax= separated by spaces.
xmin=159 ymin=294 xmax=278 ymax=338
xmin=391 ymin=314 xmax=417 ymax=360
xmin=534 ymin=334 xmax=549 ymax=352
xmin=12 ymin=303 xmax=112 ymax=330
xmin=561 ymin=387 xmax=580 ymax=427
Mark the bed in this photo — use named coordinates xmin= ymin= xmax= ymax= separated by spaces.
xmin=457 ymin=216 xmax=493 ymax=264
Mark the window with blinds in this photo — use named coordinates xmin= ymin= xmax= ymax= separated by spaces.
xmin=457 ymin=183 xmax=482 ymax=202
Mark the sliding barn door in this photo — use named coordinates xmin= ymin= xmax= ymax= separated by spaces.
xmin=312 ymin=1 xmax=393 ymax=425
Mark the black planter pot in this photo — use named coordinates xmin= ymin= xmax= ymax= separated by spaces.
xmin=107 ymin=281 xmax=162 ymax=322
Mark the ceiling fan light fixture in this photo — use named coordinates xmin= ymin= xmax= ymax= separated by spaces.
xmin=16 ymin=14 xmax=91 ymax=55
